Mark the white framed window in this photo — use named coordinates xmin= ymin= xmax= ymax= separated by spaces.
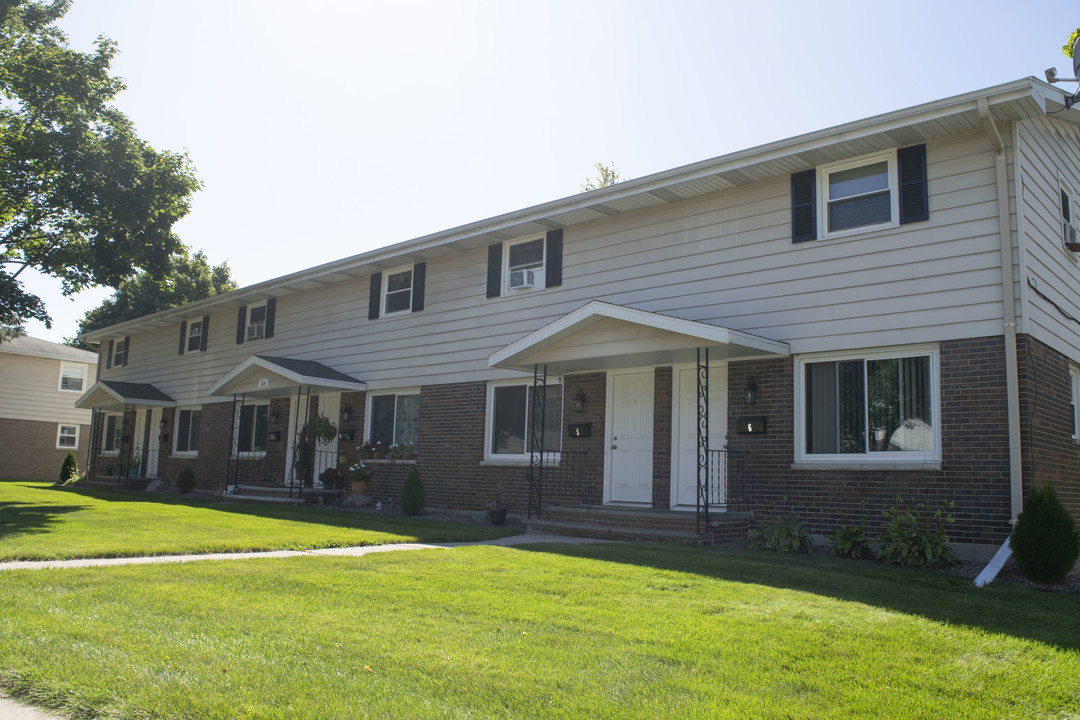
xmin=186 ymin=319 xmax=204 ymax=353
xmin=484 ymin=380 xmax=562 ymax=460
xmin=382 ymin=266 xmax=414 ymax=316
xmin=102 ymin=413 xmax=122 ymax=455
xmin=58 ymin=363 xmax=86 ymax=392
xmin=818 ymin=150 xmax=899 ymax=238
xmin=235 ymin=401 xmax=269 ymax=455
xmin=245 ymin=304 xmax=267 ymax=342
xmin=57 ymin=424 xmax=79 ymax=449
xmin=1070 ymin=364 xmax=1080 ymax=439
xmin=503 ymin=236 xmax=546 ymax=293
xmin=795 ymin=345 xmax=940 ymax=466
xmin=1061 ymin=181 xmax=1079 ymax=254
xmin=365 ymin=390 xmax=420 ymax=447
xmin=112 ymin=338 xmax=127 ymax=368
xmin=174 ymin=407 xmax=202 ymax=455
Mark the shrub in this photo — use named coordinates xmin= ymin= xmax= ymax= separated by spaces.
xmin=177 ymin=467 xmax=196 ymax=494
xmin=1010 ymin=484 xmax=1080 ymax=584
xmin=830 ymin=517 xmax=871 ymax=559
xmin=58 ymin=451 xmax=79 ymax=485
xmin=877 ymin=496 xmax=957 ymax=569
xmin=749 ymin=511 xmax=814 ymax=554
xmin=401 ymin=466 xmax=425 ymax=516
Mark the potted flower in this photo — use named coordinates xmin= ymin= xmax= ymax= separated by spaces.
xmin=348 ymin=462 xmax=372 ymax=495
xmin=388 ymin=442 xmax=418 ymax=461
xmin=356 ymin=441 xmax=386 ymax=460
xmin=319 ymin=467 xmax=343 ymax=490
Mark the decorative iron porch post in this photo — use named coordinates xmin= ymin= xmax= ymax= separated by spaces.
xmin=696 ymin=347 xmax=710 ymax=533
xmin=528 ymin=363 xmax=547 ymax=519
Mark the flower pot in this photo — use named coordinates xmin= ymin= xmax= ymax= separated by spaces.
xmin=351 ymin=479 xmax=369 ymax=495
xmin=488 ymin=506 xmax=507 ymax=526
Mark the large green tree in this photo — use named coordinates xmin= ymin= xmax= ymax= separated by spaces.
xmin=0 ymin=0 xmax=200 ymax=334
xmin=73 ymin=249 xmax=236 ymax=341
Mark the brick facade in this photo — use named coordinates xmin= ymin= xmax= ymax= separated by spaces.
xmin=0 ymin=417 xmax=91 ymax=481
xmin=651 ymin=366 xmax=673 ymax=509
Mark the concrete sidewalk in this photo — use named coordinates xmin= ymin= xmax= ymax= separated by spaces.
xmin=0 ymin=530 xmax=607 ymax=719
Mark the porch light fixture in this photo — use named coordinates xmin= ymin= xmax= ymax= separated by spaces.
xmin=573 ymin=387 xmax=587 ymax=413
xmin=159 ymin=416 xmax=167 ymax=432
xmin=744 ymin=378 xmax=758 ymax=405
xmin=270 ymin=408 xmax=280 ymax=424
xmin=343 ymin=405 xmax=352 ymax=421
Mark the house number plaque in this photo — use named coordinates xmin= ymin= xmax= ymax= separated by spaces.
xmin=736 ymin=417 xmax=767 ymax=435
xmin=567 ymin=422 xmax=592 ymax=438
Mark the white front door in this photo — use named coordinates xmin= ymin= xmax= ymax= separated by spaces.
xmin=606 ymin=370 xmax=654 ymax=504
xmin=672 ymin=364 xmax=727 ymax=509
xmin=314 ymin=393 xmax=341 ymax=482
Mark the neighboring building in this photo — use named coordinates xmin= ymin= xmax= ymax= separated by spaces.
xmin=0 ymin=336 xmax=97 ymax=480
xmin=77 ymin=78 xmax=1080 ymax=558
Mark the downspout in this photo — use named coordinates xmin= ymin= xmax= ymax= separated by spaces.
xmin=977 ymin=98 xmax=1024 ymax=523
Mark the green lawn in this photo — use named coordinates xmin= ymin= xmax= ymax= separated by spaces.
xmin=0 ymin=480 xmax=515 ymax=561
xmin=1 ymin=542 xmax=1078 ymax=719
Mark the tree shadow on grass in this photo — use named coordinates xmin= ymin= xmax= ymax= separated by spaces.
xmin=40 ymin=484 xmax=512 ymax=540
xmin=0 ymin=500 xmax=88 ymax=541
xmin=512 ymin=541 xmax=1080 ymax=652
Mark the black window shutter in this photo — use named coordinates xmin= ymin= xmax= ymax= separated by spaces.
xmin=122 ymin=336 xmax=130 ymax=366
xmin=1063 ymin=189 xmax=1071 ymax=223
xmin=486 ymin=244 xmax=502 ymax=298
xmin=178 ymin=321 xmax=187 ymax=356
xmin=546 ymin=229 xmax=563 ymax=288
xmin=200 ymin=315 xmax=210 ymax=351
xmin=264 ymin=298 xmax=276 ymax=339
xmin=106 ymin=340 xmax=114 ymax=369
xmin=791 ymin=170 xmax=817 ymax=243
xmin=368 ymin=273 xmax=382 ymax=320
xmin=898 ymin=144 xmax=929 ymax=224
xmin=236 ymin=306 xmax=247 ymax=344
xmin=411 ymin=262 xmax=426 ymax=312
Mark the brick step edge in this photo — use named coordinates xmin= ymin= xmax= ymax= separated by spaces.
xmin=220 ymin=494 xmax=303 ymax=505
xmin=525 ymin=518 xmax=722 ymax=545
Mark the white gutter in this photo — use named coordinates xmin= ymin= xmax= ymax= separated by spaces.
xmin=977 ymin=97 xmax=1024 ymax=523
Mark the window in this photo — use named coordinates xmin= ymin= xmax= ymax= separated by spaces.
xmin=174 ymin=408 xmax=201 ymax=454
xmin=235 ymin=402 xmax=269 ymax=454
xmin=1070 ymin=365 xmax=1080 ymax=438
xmin=486 ymin=230 xmax=563 ymax=299
xmin=58 ymin=363 xmax=86 ymax=392
xmin=111 ymin=338 xmax=127 ymax=368
xmin=796 ymin=347 xmax=939 ymax=464
xmin=236 ymin=299 xmax=276 ymax=344
xmin=383 ymin=267 xmax=413 ymax=316
xmin=187 ymin=320 xmax=203 ymax=352
xmin=821 ymin=151 xmax=898 ymax=236
xmin=1062 ymin=183 xmax=1079 ymax=253
xmin=791 ymin=145 xmax=927 ymax=244
xmin=57 ymin=424 xmax=79 ymax=449
xmin=367 ymin=392 xmax=419 ymax=447
xmin=102 ymin=413 xmax=122 ymax=454
xmin=505 ymin=237 xmax=545 ymax=292
xmin=485 ymin=382 xmax=562 ymax=459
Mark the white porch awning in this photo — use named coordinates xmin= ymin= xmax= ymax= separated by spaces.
xmin=488 ymin=300 xmax=789 ymax=374
xmin=208 ymin=355 xmax=367 ymax=398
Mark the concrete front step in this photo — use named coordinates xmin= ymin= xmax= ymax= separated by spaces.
xmin=222 ymin=484 xmax=341 ymax=505
xmin=221 ymin=493 xmax=303 ymax=505
xmin=528 ymin=504 xmax=752 ymax=545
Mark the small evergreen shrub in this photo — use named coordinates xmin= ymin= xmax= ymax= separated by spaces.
xmin=58 ymin=451 xmax=79 ymax=485
xmin=1010 ymin=484 xmax=1080 ymax=584
xmin=830 ymin=518 xmax=871 ymax=559
xmin=877 ymin=496 xmax=957 ymax=569
xmin=177 ymin=466 xmax=196 ymax=494
xmin=749 ymin=511 xmax=814 ymax=554
xmin=401 ymin=466 xmax=425 ymax=516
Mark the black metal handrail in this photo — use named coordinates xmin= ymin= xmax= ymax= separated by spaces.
xmin=527 ymin=450 xmax=588 ymax=519
xmin=698 ymin=448 xmax=748 ymax=531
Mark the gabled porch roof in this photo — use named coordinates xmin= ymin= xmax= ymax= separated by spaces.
xmin=75 ymin=380 xmax=175 ymax=411
xmin=488 ymin=301 xmax=790 ymax=374
xmin=208 ymin=355 xmax=367 ymax=398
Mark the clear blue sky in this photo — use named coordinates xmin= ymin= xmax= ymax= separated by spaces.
xmin=20 ymin=0 xmax=1080 ymax=342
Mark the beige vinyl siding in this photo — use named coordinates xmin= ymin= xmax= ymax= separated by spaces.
xmin=1016 ymin=115 xmax=1080 ymax=362
xmin=99 ymin=131 xmax=1009 ymax=398
xmin=0 ymin=355 xmax=95 ymax=424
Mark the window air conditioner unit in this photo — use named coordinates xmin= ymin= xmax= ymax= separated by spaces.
xmin=1065 ymin=221 xmax=1080 ymax=252
xmin=508 ymin=268 xmax=535 ymax=290
xmin=246 ymin=323 xmax=264 ymax=340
